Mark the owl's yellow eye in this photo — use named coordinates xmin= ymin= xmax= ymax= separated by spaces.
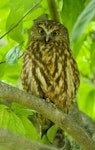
xmin=38 ymin=28 xmax=45 ymax=35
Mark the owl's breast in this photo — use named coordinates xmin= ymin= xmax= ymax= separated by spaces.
xmin=39 ymin=43 xmax=60 ymax=75
xmin=21 ymin=40 xmax=79 ymax=112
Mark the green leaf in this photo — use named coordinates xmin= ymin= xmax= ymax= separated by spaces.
xmin=6 ymin=7 xmax=24 ymax=42
xmin=8 ymin=111 xmax=26 ymax=135
xmin=47 ymin=125 xmax=58 ymax=143
xmin=5 ymin=0 xmax=41 ymax=42
xmin=72 ymin=0 xmax=95 ymax=41
xmin=9 ymin=0 xmax=24 ymax=9
xmin=61 ymin=0 xmax=83 ymax=33
xmin=23 ymin=0 xmax=41 ymax=12
xmin=0 ymin=146 xmax=10 ymax=150
xmin=0 ymin=3 xmax=10 ymax=35
xmin=0 ymin=0 xmax=9 ymax=9
xmin=5 ymin=45 xmax=22 ymax=65
xmin=78 ymin=82 xmax=95 ymax=119
xmin=12 ymin=103 xmax=33 ymax=116
xmin=20 ymin=116 xmax=40 ymax=141
xmin=0 ymin=104 xmax=40 ymax=140
xmin=41 ymin=134 xmax=50 ymax=145
xmin=0 ymin=63 xmax=21 ymax=85
xmin=85 ymin=90 xmax=95 ymax=118
xmin=56 ymin=0 xmax=63 ymax=12
xmin=90 ymin=42 xmax=95 ymax=72
xmin=0 ymin=105 xmax=9 ymax=129
xmin=0 ymin=105 xmax=25 ymax=135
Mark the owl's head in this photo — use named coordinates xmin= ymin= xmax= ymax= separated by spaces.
xmin=30 ymin=20 xmax=69 ymax=43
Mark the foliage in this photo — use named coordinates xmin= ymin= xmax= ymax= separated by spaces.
xmin=0 ymin=0 xmax=95 ymax=149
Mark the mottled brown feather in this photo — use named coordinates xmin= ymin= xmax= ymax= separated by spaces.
xmin=21 ymin=20 xmax=80 ymax=133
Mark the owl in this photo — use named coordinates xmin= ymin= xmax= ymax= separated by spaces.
xmin=21 ymin=20 xmax=80 ymax=134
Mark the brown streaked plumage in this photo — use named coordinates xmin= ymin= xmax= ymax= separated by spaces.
xmin=21 ymin=20 xmax=80 ymax=134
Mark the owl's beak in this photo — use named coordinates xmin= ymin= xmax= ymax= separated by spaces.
xmin=45 ymin=34 xmax=51 ymax=43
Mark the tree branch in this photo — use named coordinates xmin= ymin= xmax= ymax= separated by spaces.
xmin=0 ymin=128 xmax=58 ymax=150
xmin=47 ymin=0 xmax=60 ymax=22
xmin=0 ymin=81 xmax=95 ymax=150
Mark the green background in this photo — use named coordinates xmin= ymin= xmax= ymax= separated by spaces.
xmin=0 ymin=0 xmax=95 ymax=149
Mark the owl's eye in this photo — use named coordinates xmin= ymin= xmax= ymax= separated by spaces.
xmin=51 ymin=30 xmax=58 ymax=37
xmin=38 ymin=28 xmax=45 ymax=35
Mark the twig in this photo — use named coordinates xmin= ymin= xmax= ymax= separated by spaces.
xmin=0 ymin=0 xmax=41 ymax=40
xmin=0 ymin=81 xmax=95 ymax=150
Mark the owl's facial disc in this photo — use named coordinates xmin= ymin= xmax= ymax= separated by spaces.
xmin=38 ymin=27 xmax=51 ymax=43
xmin=38 ymin=26 xmax=59 ymax=43
xmin=45 ymin=30 xmax=58 ymax=42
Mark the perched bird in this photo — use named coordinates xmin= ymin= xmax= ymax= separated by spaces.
xmin=21 ymin=20 xmax=80 ymax=136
